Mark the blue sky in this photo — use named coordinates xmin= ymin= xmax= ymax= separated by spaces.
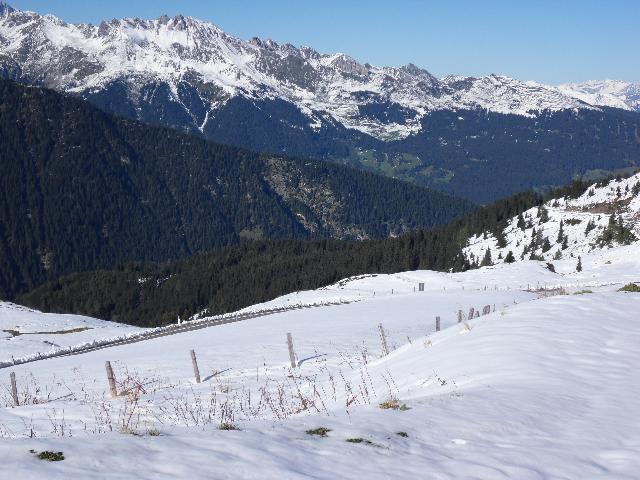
xmin=8 ymin=0 xmax=640 ymax=84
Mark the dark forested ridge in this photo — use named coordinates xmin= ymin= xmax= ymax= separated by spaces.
xmin=20 ymin=178 xmax=604 ymax=327
xmin=0 ymin=79 xmax=474 ymax=298
xmin=378 ymin=107 xmax=640 ymax=203
xmin=85 ymin=90 xmax=640 ymax=204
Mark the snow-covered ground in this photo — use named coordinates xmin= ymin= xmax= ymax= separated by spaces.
xmin=558 ymin=79 xmax=640 ymax=112
xmin=1 ymin=239 xmax=639 ymax=478
xmin=0 ymin=303 xmax=142 ymax=361
xmin=465 ymin=172 xmax=640 ymax=266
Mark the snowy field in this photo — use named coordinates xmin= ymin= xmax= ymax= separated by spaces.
xmin=1 ymin=242 xmax=639 ymax=478
xmin=0 ymin=304 xmax=143 ymax=361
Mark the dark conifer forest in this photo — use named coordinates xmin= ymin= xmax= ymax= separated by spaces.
xmin=19 ymin=181 xmax=599 ymax=326
xmin=0 ymin=79 xmax=473 ymax=298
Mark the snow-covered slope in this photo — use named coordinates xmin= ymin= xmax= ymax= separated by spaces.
xmin=1 ymin=242 xmax=640 ymax=478
xmin=465 ymin=172 xmax=640 ymax=266
xmin=558 ymin=80 xmax=640 ymax=112
xmin=0 ymin=302 xmax=142 ymax=360
xmin=0 ymin=3 xmax=597 ymax=141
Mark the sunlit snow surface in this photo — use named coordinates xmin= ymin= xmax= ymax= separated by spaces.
xmin=558 ymin=80 xmax=640 ymax=112
xmin=0 ymin=304 xmax=142 ymax=361
xmin=1 ymin=238 xmax=640 ymax=478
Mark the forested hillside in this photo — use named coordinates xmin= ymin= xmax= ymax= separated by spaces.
xmin=0 ymin=80 xmax=474 ymax=298
xmin=21 ymin=179 xmax=604 ymax=326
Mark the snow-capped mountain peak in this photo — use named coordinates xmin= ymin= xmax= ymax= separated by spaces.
xmin=0 ymin=2 xmax=14 ymax=17
xmin=0 ymin=5 xmax=607 ymax=141
xmin=557 ymin=79 xmax=640 ymax=112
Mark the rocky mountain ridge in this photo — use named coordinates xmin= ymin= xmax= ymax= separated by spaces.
xmin=0 ymin=3 xmax=618 ymax=141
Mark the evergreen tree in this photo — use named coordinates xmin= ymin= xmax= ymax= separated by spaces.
xmin=557 ymin=219 xmax=564 ymax=243
xmin=585 ymin=219 xmax=596 ymax=235
xmin=538 ymin=206 xmax=550 ymax=223
xmin=480 ymin=248 xmax=493 ymax=267
xmin=576 ymin=256 xmax=582 ymax=272
xmin=504 ymin=251 xmax=516 ymax=263
xmin=596 ymin=213 xmax=637 ymax=247
xmin=529 ymin=251 xmax=544 ymax=261
xmin=495 ymin=227 xmax=508 ymax=248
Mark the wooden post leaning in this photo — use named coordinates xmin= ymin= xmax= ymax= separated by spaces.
xmin=9 ymin=372 xmax=18 ymax=406
xmin=287 ymin=333 xmax=297 ymax=368
xmin=378 ymin=324 xmax=390 ymax=356
xmin=105 ymin=361 xmax=118 ymax=398
xmin=190 ymin=349 xmax=201 ymax=384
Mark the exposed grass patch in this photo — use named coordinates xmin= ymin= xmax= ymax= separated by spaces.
xmin=306 ymin=427 xmax=331 ymax=437
xmin=379 ymin=398 xmax=411 ymax=411
xmin=574 ymin=289 xmax=593 ymax=295
xmin=147 ymin=428 xmax=161 ymax=436
xmin=396 ymin=431 xmax=409 ymax=437
xmin=346 ymin=437 xmax=375 ymax=446
xmin=619 ymin=283 xmax=640 ymax=293
xmin=218 ymin=422 xmax=239 ymax=431
xmin=379 ymin=399 xmax=400 ymax=410
xmin=30 ymin=450 xmax=64 ymax=461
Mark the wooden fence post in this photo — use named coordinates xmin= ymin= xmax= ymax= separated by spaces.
xmin=287 ymin=333 xmax=297 ymax=368
xmin=105 ymin=361 xmax=118 ymax=398
xmin=190 ymin=350 xmax=201 ymax=384
xmin=436 ymin=316 xmax=441 ymax=332
xmin=458 ymin=310 xmax=463 ymax=323
xmin=378 ymin=324 xmax=389 ymax=356
xmin=9 ymin=372 xmax=18 ymax=406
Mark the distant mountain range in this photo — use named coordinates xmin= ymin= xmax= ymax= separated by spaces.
xmin=1 ymin=2 xmax=639 ymax=203
xmin=558 ymin=80 xmax=640 ymax=112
